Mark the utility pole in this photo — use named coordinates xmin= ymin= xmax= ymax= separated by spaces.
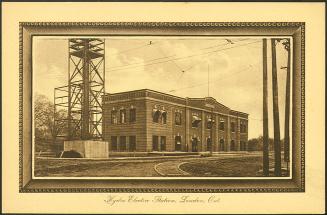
xmin=263 ymin=38 xmax=269 ymax=176
xmin=282 ymin=39 xmax=291 ymax=175
xmin=271 ymin=39 xmax=282 ymax=176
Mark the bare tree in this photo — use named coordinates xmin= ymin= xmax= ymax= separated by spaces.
xmin=34 ymin=93 xmax=66 ymax=143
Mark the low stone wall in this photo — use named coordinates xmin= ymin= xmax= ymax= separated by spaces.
xmin=64 ymin=140 xmax=109 ymax=158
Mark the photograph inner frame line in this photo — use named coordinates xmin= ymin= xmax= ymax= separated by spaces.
xmin=19 ymin=22 xmax=305 ymax=193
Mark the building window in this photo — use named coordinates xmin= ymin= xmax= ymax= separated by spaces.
xmin=153 ymin=109 xmax=160 ymax=123
xmin=160 ymin=136 xmax=166 ymax=151
xmin=175 ymin=112 xmax=182 ymax=125
xmin=192 ymin=114 xmax=202 ymax=128
xmin=161 ymin=111 xmax=167 ymax=124
xmin=206 ymin=137 xmax=212 ymax=151
xmin=230 ymin=140 xmax=235 ymax=151
xmin=240 ymin=121 xmax=247 ymax=133
xmin=207 ymin=115 xmax=214 ymax=129
xmin=219 ymin=139 xmax=225 ymax=151
xmin=120 ymin=109 xmax=126 ymax=123
xmin=129 ymin=108 xmax=136 ymax=123
xmin=111 ymin=110 xmax=118 ymax=124
xmin=175 ymin=136 xmax=182 ymax=151
xmin=111 ymin=136 xmax=117 ymax=151
xmin=129 ymin=136 xmax=136 ymax=152
xmin=152 ymin=106 xmax=167 ymax=124
xmin=231 ymin=122 xmax=235 ymax=132
xmin=120 ymin=136 xmax=126 ymax=151
xmin=152 ymin=135 xmax=159 ymax=151
xmin=219 ymin=120 xmax=225 ymax=130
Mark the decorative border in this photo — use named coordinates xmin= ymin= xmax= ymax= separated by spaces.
xmin=19 ymin=23 xmax=24 ymax=191
xmin=19 ymin=22 xmax=304 ymax=27
xmin=23 ymin=188 xmax=302 ymax=193
xmin=300 ymin=24 xmax=305 ymax=191
xmin=19 ymin=22 xmax=305 ymax=193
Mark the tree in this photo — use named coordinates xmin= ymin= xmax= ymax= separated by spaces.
xmin=247 ymin=136 xmax=275 ymax=151
xmin=247 ymin=137 xmax=261 ymax=151
xmin=34 ymin=93 xmax=66 ymax=142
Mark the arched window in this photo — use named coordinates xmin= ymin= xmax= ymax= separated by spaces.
xmin=192 ymin=114 xmax=202 ymax=128
xmin=161 ymin=111 xmax=167 ymax=124
xmin=120 ymin=109 xmax=126 ymax=123
xmin=175 ymin=112 xmax=182 ymax=125
xmin=153 ymin=106 xmax=160 ymax=123
xmin=111 ymin=110 xmax=118 ymax=124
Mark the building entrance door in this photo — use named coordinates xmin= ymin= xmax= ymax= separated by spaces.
xmin=175 ymin=136 xmax=182 ymax=151
xmin=191 ymin=138 xmax=198 ymax=152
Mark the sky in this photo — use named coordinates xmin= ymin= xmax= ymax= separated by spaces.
xmin=33 ymin=36 xmax=292 ymax=139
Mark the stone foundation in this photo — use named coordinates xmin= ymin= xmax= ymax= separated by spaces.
xmin=64 ymin=140 xmax=109 ymax=158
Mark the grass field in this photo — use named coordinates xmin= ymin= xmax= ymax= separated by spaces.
xmin=34 ymin=154 xmax=289 ymax=177
xmin=179 ymin=156 xmax=264 ymax=177
xmin=34 ymin=158 xmax=161 ymax=177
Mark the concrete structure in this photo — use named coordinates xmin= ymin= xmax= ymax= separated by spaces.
xmin=102 ymin=89 xmax=248 ymax=153
xmin=64 ymin=140 xmax=109 ymax=158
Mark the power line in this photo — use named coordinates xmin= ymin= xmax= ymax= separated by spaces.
xmin=156 ymin=45 xmax=184 ymax=73
xmin=109 ymin=53 xmax=176 ymax=69
xmin=108 ymin=39 xmax=250 ymax=69
xmin=108 ymin=40 xmax=261 ymax=72
xmin=110 ymin=40 xmax=160 ymax=56
xmin=108 ymin=39 xmax=253 ymax=70
xmin=168 ymin=63 xmax=258 ymax=93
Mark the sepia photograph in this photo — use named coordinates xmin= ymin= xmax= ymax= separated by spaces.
xmin=3 ymin=2 xmax=325 ymax=214
xmin=33 ymin=36 xmax=292 ymax=178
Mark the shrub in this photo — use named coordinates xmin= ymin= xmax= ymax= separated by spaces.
xmin=200 ymin=152 xmax=212 ymax=157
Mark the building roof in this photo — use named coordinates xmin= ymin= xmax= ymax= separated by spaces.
xmin=103 ymin=89 xmax=248 ymax=117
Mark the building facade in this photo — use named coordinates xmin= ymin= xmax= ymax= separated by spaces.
xmin=102 ymin=89 xmax=248 ymax=153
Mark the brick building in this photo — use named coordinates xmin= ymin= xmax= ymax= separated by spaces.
xmin=102 ymin=89 xmax=248 ymax=153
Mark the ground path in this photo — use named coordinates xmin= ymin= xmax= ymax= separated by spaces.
xmin=154 ymin=161 xmax=190 ymax=176
xmin=34 ymin=152 xmax=279 ymax=177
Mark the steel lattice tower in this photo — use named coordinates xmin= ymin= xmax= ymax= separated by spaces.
xmin=54 ymin=38 xmax=105 ymax=140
